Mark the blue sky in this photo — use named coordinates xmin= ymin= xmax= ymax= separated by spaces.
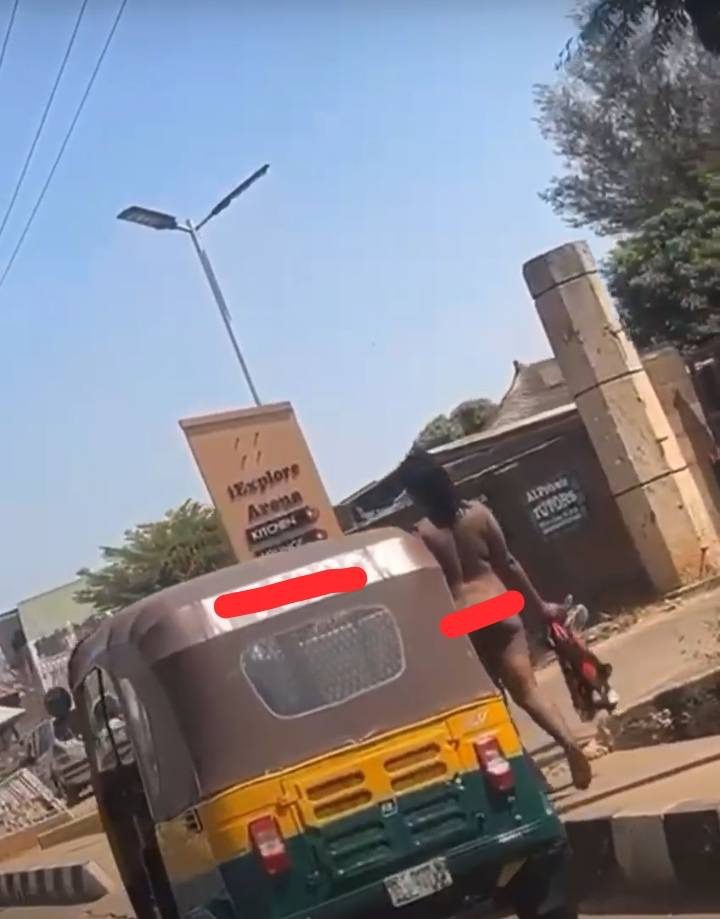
xmin=0 ymin=0 xmax=610 ymax=608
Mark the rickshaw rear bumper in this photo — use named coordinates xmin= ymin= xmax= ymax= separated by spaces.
xmin=283 ymin=823 xmax=570 ymax=919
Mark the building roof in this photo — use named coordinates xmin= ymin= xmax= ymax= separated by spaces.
xmin=488 ymin=358 xmax=572 ymax=432
xmin=338 ymin=356 xmax=573 ymax=507
xmin=430 ymin=403 xmax=577 ymax=459
xmin=337 ymin=355 xmax=578 ymax=514
xmin=427 ymin=357 xmax=576 ymax=460
xmin=430 ymin=347 xmax=668 ymax=459
xmin=339 ymin=347 xmax=675 ymax=520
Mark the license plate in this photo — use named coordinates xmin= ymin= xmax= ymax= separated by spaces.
xmin=384 ymin=857 xmax=453 ymax=907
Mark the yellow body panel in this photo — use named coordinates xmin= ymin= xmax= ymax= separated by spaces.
xmin=159 ymin=695 xmax=520 ymax=882
xmin=156 ymin=813 xmax=217 ymax=888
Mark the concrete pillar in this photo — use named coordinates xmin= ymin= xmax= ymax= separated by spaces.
xmin=523 ymin=241 xmax=718 ymax=593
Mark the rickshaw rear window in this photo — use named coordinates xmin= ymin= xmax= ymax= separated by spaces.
xmin=241 ymin=605 xmax=404 ymax=718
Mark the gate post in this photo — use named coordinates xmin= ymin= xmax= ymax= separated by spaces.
xmin=523 ymin=241 xmax=718 ymax=593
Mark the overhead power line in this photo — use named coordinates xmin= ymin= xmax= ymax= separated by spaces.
xmin=0 ymin=0 xmax=20 ymax=76
xmin=0 ymin=0 xmax=129 ymax=293
xmin=0 ymin=0 xmax=90 ymax=243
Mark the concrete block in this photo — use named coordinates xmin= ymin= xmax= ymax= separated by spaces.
xmin=534 ymin=276 xmax=643 ymax=398
xmin=615 ymin=470 xmax=717 ymax=591
xmin=611 ymin=811 xmax=676 ymax=889
xmin=643 ymin=348 xmax=693 ymax=389
xmin=663 ymin=803 xmax=720 ymax=890
xmin=575 ymin=374 xmax=686 ymax=496
xmin=38 ymin=809 xmax=101 ymax=850
xmin=564 ymin=814 xmax=620 ymax=899
xmin=539 ymin=291 xmax=638 ymax=397
xmin=672 ymin=467 xmax=720 ymax=562
xmin=0 ymin=859 xmax=111 ymax=906
xmin=562 ymin=799 xmax=720 ymax=904
xmin=0 ymin=812 xmax=70 ymax=861
xmin=525 ymin=239 xmax=720 ymax=594
xmin=523 ymin=241 xmax=597 ymax=299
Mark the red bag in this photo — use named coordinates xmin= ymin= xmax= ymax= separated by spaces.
xmin=547 ymin=620 xmax=617 ymax=722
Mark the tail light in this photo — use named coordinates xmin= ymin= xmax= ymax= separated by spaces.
xmin=473 ymin=737 xmax=514 ymax=793
xmin=249 ymin=816 xmax=291 ymax=875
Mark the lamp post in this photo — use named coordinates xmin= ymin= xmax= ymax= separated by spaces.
xmin=117 ymin=164 xmax=269 ymax=406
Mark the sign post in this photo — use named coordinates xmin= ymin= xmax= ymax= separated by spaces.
xmin=180 ymin=402 xmax=341 ymax=561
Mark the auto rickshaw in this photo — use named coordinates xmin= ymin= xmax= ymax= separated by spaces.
xmin=68 ymin=527 xmax=574 ymax=919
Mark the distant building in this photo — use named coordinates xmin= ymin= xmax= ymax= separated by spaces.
xmin=336 ymin=346 xmax=720 ymax=610
xmin=336 ymin=355 xmax=585 ymax=531
xmin=16 ymin=579 xmax=106 ymax=693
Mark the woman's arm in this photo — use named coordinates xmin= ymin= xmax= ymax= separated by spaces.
xmin=480 ymin=506 xmax=554 ymax=625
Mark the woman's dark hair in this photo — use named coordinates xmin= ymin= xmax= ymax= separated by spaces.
xmin=397 ymin=448 xmax=460 ymax=528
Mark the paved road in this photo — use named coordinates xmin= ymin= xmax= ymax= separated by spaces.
xmin=0 ymin=832 xmax=132 ymax=918
xmin=1 ymin=593 xmax=718 ymax=917
xmin=0 ymin=830 xmax=717 ymax=918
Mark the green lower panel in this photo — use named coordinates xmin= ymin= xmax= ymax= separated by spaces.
xmin=183 ymin=754 xmax=565 ymax=919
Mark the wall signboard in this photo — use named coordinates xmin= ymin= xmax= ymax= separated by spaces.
xmin=180 ymin=402 xmax=341 ymax=562
xmin=525 ymin=472 xmax=588 ymax=539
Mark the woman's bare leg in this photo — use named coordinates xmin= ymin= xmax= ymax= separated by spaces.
xmin=485 ymin=625 xmax=591 ymax=790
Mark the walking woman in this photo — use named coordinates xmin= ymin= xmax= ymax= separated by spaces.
xmin=397 ymin=448 xmax=591 ymax=790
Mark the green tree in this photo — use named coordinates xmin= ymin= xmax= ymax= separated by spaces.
xmin=415 ymin=398 xmax=498 ymax=449
xmin=450 ymin=398 xmax=498 ymax=435
xmin=572 ymin=1 xmax=720 ymax=58
xmin=76 ymin=500 xmax=235 ymax=614
xmin=537 ymin=17 xmax=720 ymax=234
xmin=415 ymin=414 xmax=463 ymax=450
xmin=604 ymin=174 xmax=720 ymax=348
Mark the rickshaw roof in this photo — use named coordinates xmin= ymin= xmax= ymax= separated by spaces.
xmin=68 ymin=527 xmax=436 ymax=688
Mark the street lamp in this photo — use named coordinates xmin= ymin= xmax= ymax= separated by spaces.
xmin=117 ymin=164 xmax=269 ymax=406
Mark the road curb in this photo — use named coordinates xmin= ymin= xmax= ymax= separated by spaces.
xmin=38 ymin=809 xmax=102 ymax=850
xmin=564 ymin=802 xmax=720 ymax=901
xmin=0 ymin=859 xmax=112 ymax=907
xmin=555 ymin=747 xmax=720 ymax=816
xmin=0 ymin=812 xmax=71 ymax=861
xmin=664 ymin=572 xmax=720 ymax=602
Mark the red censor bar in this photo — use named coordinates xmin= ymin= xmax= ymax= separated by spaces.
xmin=213 ymin=566 xmax=368 ymax=619
xmin=439 ymin=590 xmax=525 ymax=638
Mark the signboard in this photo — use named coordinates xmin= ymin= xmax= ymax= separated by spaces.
xmin=525 ymin=472 xmax=588 ymax=538
xmin=180 ymin=402 xmax=341 ymax=561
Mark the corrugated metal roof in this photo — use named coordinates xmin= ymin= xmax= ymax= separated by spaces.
xmin=429 ymin=348 xmax=670 ymax=459
xmin=339 ymin=345 xmax=686 ymax=523
xmin=423 ymin=357 xmax=574 ymax=456
xmin=430 ymin=402 xmax=577 ymax=457
xmin=486 ymin=358 xmax=572 ymax=432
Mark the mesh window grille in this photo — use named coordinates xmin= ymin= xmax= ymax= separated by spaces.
xmin=241 ymin=605 xmax=404 ymax=717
